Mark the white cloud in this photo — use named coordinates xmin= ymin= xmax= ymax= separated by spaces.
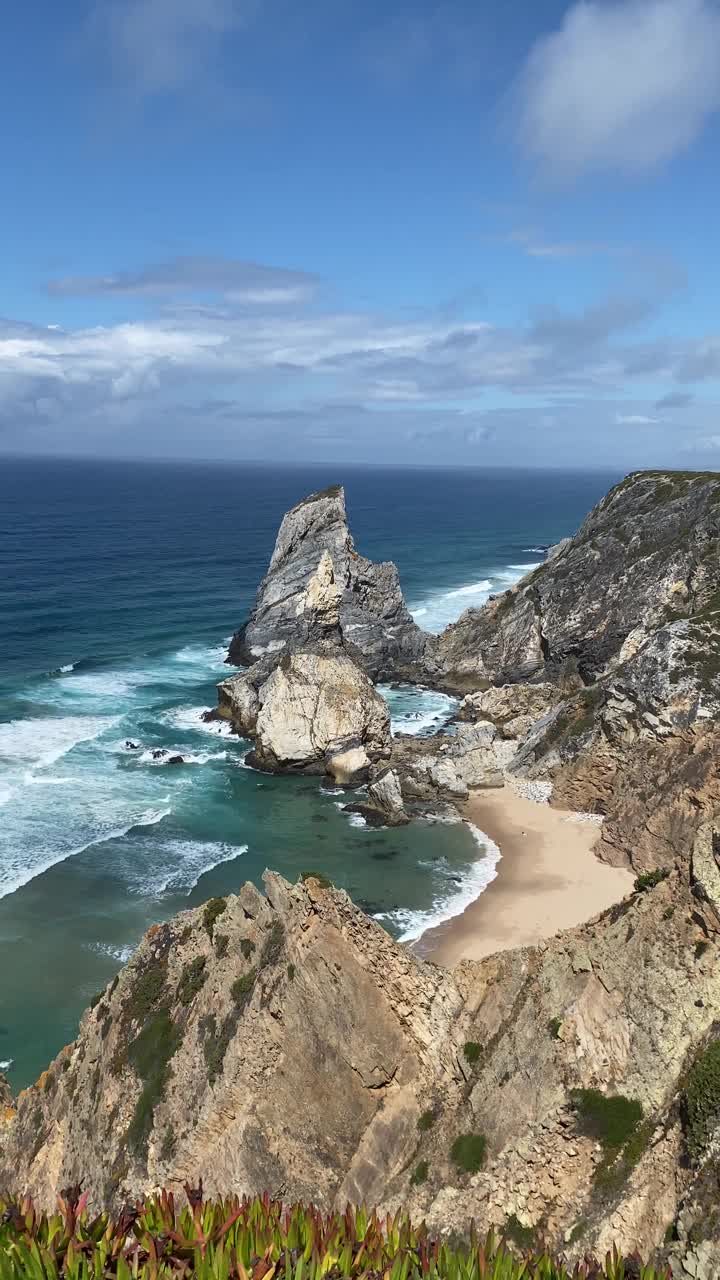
xmin=517 ymin=0 xmax=720 ymax=178
xmin=91 ymin=0 xmax=252 ymax=95
xmin=615 ymin=413 xmax=659 ymax=424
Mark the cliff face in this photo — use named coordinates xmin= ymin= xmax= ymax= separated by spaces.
xmin=435 ymin=470 xmax=720 ymax=689
xmin=227 ymin=486 xmax=428 ymax=680
xmin=3 ymin=848 xmax=719 ymax=1274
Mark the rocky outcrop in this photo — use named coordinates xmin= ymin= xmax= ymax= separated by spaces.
xmin=344 ymin=769 xmax=410 ymax=827
xmin=3 ymin=853 xmax=719 ymax=1274
xmin=435 ymin=470 xmax=720 ymax=689
xmin=227 ymin=486 xmax=429 ymax=680
xmin=220 ymin=646 xmax=391 ymax=782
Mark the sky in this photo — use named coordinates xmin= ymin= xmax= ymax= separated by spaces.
xmin=2 ymin=0 xmax=720 ymax=468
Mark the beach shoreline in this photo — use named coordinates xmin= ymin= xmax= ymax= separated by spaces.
xmin=416 ymin=785 xmax=636 ymax=967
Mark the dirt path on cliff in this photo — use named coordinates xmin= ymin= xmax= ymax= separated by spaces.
xmin=416 ymin=787 xmax=636 ymax=966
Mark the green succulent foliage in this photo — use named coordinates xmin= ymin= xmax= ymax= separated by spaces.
xmin=417 ymin=1110 xmax=436 ymax=1133
xmin=411 ymin=1161 xmax=429 ymax=1186
xmin=463 ymin=1043 xmax=482 ymax=1065
xmin=0 ymin=1190 xmax=670 ymax=1279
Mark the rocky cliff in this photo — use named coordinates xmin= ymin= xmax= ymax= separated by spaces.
xmin=227 ymin=485 xmax=428 ymax=680
xmin=3 ymin=469 xmax=720 ymax=1279
xmin=2 ymin=847 xmax=719 ymax=1275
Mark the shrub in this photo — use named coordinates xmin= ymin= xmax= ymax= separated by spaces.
xmin=633 ymin=869 xmax=669 ymax=893
xmin=503 ymin=1214 xmax=535 ymax=1251
xmin=287 ymin=963 xmax=296 ymax=981
xmin=261 ymin=921 xmax=285 ymax=967
xmin=215 ymin=934 xmax=229 ymax=959
xmin=240 ymin=938 xmax=256 ymax=960
xmin=548 ymin=1017 xmax=562 ymax=1039
xmin=463 ymin=1042 xmax=481 ymax=1065
xmin=417 ymin=1109 xmax=436 ymax=1132
xmin=231 ymin=968 xmax=257 ymax=1012
xmin=450 ymin=1133 xmax=487 ymax=1173
xmin=411 ymin=1160 xmax=429 ymax=1186
xmin=684 ymin=1038 xmax=720 ymax=1161
xmin=177 ymin=956 xmax=207 ymax=1006
xmin=127 ymin=1009 xmax=182 ymax=1153
xmin=300 ymin=871 xmax=333 ymax=889
xmin=203 ymin=898 xmax=227 ymax=938
xmin=570 ymin=1088 xmax=643 ymax=1150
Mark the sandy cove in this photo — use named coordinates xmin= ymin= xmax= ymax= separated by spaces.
xmin=417 ymin=786 xmax=636 ymax=967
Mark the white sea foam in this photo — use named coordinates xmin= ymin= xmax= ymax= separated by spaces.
xmin=376 ymin=822 xmax=501 ymax=943
xmin=410 ymin=563 xmax=541 ymax=633
xmin=0 ymin=783 xmax=15 ymax=808
xmin=161 ymin=706 xmax=237 ymax=738
xmin=127 ymin=840 xmax=248 ymax=896
xmin=379 ymin=684 xmax=457 ymax=737
xmin=59 ymin=663 xmax=76 ymax=674
xmin=86 ymin=941 xmax=136 ymax=964
xmin=0 ymin=716 xmax=118 ymax=770
xmin=0 ymin=805 xmax=171 ymax=901
xmin=137 ymin=748 xmax=228 ymax=766
xmin=0 ymin=1060 xmax=13 ymax=1072
xmin=172 ymin=641 xmax=230 ymax=668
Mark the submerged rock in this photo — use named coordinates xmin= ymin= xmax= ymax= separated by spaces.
xmin=227 ymin=485 xmax=429 ymax=680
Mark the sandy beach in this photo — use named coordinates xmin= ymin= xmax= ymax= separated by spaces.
xmin=418 ymin=786 xmax=636 ymax=967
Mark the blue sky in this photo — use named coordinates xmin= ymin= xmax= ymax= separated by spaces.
xmin=2 ymin=0 xmax=720 ymax=467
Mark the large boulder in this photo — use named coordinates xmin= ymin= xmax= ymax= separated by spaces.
xmin=220 ymin=646 xmax=391 ymax=781
xmin=227 ymin=485 xmax=429 ymax=680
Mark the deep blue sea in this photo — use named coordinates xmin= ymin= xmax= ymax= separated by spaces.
xmin=0 ymin=458 xmax=620 ymax=1088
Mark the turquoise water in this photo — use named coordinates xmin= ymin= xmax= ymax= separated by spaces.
xmin=0 ymin=459 xmax=619 ymax=1087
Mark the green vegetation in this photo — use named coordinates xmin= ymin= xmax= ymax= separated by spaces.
xmin=417 ymin=1109 xmax=437 ymax=1132
xmin=201 ymin=967 xmax=259 ymax=1084
xmin=202 ymin=897 xmax=227 ymax=939
xmin=124 ymin=963 xmax=168 ymax=1024
xmin=548 ymin=1018 xmax=562 ymax=1039
xmin=261 ymin=920 xmax=285 ymax=967
xmin=215 ymin=933 xmax=229 ymax=959
xmin=287 ymin=963 xmax=296 ymax=981
xmin=411 ymin=1160 xmax=429 ymax=1186
xmin=0 ymin=1191 xmax=670 ymax=1280
xmin=450 ymin=1133 xmax=487 ymax=1174
xmin=240 ymin=938 xmax=256 ymax=959
xmin=463 ymin=1042 xmax=481 ymax=1065
xmin=570 ymin=1089 xmax=643 ymax=1150
xmin=503 ymin=1215 xmax=536 ymax=1251
xmin=126 ymin=1009 xmax=182 ymax=1153
xmin=684 ymin=1037 xmax=720 ymax=1161
xmin=177 ymin=956 xmax=207 ymax=1006
xmin=300 ymin=870 xmax=333 ymax=888
xmin=633 ymin=869 xmax=670 ymax=893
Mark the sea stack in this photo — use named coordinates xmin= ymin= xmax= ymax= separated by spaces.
xmin=227 ymin=484 xmax=430 ymax=681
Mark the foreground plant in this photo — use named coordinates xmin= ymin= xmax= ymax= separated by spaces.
xmin=0 ymin=1186 xmax=670 ymax=1280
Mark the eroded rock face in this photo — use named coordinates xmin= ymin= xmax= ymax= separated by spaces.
xmin=221 ymin=646 xmax=391 ymax=780
xmin=435 ymin=470 xmax=720 ymax=690
xmin=3 ymin=852 xmax=719 ymax=1276
xmin=227 ymin=486 xmax=429 ymax=680
xmin=345 ymin=769 xmax=410 ymax=827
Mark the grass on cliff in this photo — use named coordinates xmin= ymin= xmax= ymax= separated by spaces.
xmin=684 ymin=1037 xmax=720 ymax=1162
xmin=0 ymin=1188 xmax=671 ymax=1280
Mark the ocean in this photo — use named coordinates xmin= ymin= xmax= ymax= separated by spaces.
xmin=0 ymin=458 xmax=619 ymax=1087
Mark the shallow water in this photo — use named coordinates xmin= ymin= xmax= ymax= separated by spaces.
xmin=0 ymin=459 xmax=619 ymax=1086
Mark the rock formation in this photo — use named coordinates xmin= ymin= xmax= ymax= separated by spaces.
xmin=435 ymin=470 xmax=720 ymax=690
xmin=344 ymin=769 xmax=410 ymax=826
xmin=4 ymin=469 xmax=720 ymax=1278
xmin=219 ymin=645 xmax=391 ymax=782
xmin=227 ymin=485 xmax=429 ymax=681
xmin=2 ymin=847 xmax=719 ymax=1276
